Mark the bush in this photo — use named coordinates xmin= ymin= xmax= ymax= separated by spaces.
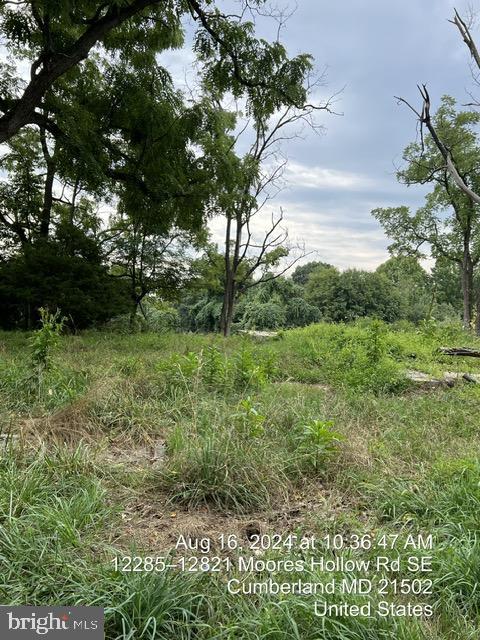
xmin=107 ymin=302 xmax=180 ymax=334
xmin=294 ymin=419 xmax=344 ymax=473
xmin=241 ymin=300 xmax=286 ymax=330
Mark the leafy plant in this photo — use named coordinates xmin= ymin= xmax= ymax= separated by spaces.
xmin=234 ymin=397 xmax=266 ymax=437
xmin=233 ymin=348 xmax=276 ymax=390
xmin=157 ymin=347 xmax=276 ymax=394
xmin=365 ymin=319 xmax=386 ymax=365
xmin=30 ymin=307 xmax=65 ymax=372
xmin=296 ymin=419 xmax=344 ymax=472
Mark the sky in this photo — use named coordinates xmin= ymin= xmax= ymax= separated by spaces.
xmin=0 ymin=2 xmax=475 ymax=271
xmin=164 ymin=0 xmax=477 ymax=270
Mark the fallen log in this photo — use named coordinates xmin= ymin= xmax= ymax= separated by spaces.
xmin=406 ymin=370 xmax=480 ymax=388
xmin=238 ymin=330 xmax=279 ymax=340
xmin=406 ymin=370 xmax=450 ymax=389
xmin=439 ymin=347 xmax=480 ymax=358
xmin=463 ymin=373 xmax=480 ymax=384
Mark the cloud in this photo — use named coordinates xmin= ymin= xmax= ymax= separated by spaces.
xmin=284 ymin=162 xmax=375 ymax=191
xmin=208 ymin=201 xmax=390 ymax=272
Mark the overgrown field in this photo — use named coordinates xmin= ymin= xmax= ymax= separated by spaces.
xmin=1 ymin=320 xmax=480 ymax=639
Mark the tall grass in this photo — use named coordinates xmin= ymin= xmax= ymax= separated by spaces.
xmin=1 ymin=322 xmax=480 ymax=638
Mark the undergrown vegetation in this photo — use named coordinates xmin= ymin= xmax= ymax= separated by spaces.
xmin=1 ymin=321 xmax=480 ymax=638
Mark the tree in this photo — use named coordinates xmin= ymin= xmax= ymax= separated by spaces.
xmin=373 ymin=96 xmax=480 ymax=329
xmin=0 ymin=1 xmax=325 ymax=143
xmin=105 ymin=211 xmax=205 ymax=330
xmin=431 ymin=256 xmax=463 ymax=315
xmin=202 ymin=64 xmax=332 ymax=336
xmin=292 ymin=261 xmax=334 ymax=286
xmin=305 ymin=267 xmax=401 ymax=323
xmin=0 ymin=225 xmax=129 ymax=329
xmin=376 ymin=256 xmax=433 ymax=323
xmin=394 ymin=10 xmax=480 ymax=221
xmin=0 ymin=120 xmax=132 ymax=328
xmin=0 ymin=2 xmax=337 ymax=331
xmin=177 ymin=244 xmax=253 ymax=332
xmin=238 ymin=277 xmax=320 ymax=329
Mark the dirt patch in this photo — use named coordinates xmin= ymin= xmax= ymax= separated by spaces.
xmin=112 ymin=484 xmax=356 ymax=553
xmin=102 ymin=440 xmax=166 ymax=469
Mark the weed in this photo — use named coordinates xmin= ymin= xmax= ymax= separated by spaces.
xmin=234 ymin=397 xmax=266 ymax=437
xmin=30 ymin=308 xmax=65 ymax=372
xmin=160 ymin=429 xmax=287 ymax=511
xmin=295 ymin=418 xmax=344 ymax=472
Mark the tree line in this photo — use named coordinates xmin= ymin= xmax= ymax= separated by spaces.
xmin=0 ymin=3 xmax=478 ymax=334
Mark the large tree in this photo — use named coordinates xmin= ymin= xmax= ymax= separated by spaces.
xmin=0 ymin=0 xmax=322 ymax=143
xmin=105 ymin=210 xmax=206 ymax=329
xmin=305 ymin=266 xmax=401 ymax=323
xmin=373 ymin=96 xmax=480 ymax=329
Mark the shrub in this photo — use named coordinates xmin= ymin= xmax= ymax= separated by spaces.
xmin=241 ymin=300 xmax=286 ymax=330
xmin=30 ymin=307 xmax=65 ymax=372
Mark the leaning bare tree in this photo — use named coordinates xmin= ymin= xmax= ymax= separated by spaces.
xmin=395 ymin=9 xmax=480 ymax=204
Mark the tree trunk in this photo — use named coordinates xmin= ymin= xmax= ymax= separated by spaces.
xmin=129 ymin=304 xmax=138 ymax=332
xmin=39 ymin=126 xmax=55 ymax=239
xmin=476 ymin=289 xmax=480 ymax=336
xmin=461 ymin=242 xmax=473 ymax=329
xmin=39 ymin=161 xmax=54 ymax=238
xmin=0 ymin=0 xmax=162 ymax=143
xmin=220 ymin=276 xmax=236 ymax=337
xmin=220 ymin=214 xmax=233 ymax=336
xmin=220 ymin=211 xmax=243 ymax=337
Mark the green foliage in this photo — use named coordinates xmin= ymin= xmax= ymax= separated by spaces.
xmin=233 ymin=348 xmax=277 ymax=389
xmin=161 ymin=427 xmax=286 ymax=512
xmin=157 ymin=346 xmax=276 ymax=394
xmin=0 ymin=445 xmax=205 ymax=638
xmin=292 ymin=261 xmax=334 ymax=285
xmin=365 ymin=318 xmax=386 ymax=364
xmin=370 ymin=459 xmax=480 ymax=621
xmin=305 ymin=266 xmax=402 ymax=323
xmin=270 ymin=321 xmax=410 ymax=393
xmin=372 ymin=96 xmax=480 ymax=326
xmin=241 ymin=299 xmax=287 ymax=329
xmin=2 ymin=325 xmax=480 ymax=637
xmin=30 ymin=308 xmax=65 ymax=371
xmin=376 ymin=256 xmax=440 ymax=323
xmin=108 ymin=301 xmax=181 ymax=334
xmin=236 ymin=277 xmax=320 ymax=330
xmin=295 ymin=419 xmax=344 ymax=472
xmin=0 ymin=236 xmax=130 ymax=330
xmin=234 ymin=397 xmax=266 ymax=437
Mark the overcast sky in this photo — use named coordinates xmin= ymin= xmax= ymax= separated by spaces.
xmin=166 ymin=0 xmax=477 ymax=270
xmin=2 ymin=2 xmax=474 ymax=271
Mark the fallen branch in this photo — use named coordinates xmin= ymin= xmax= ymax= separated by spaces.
xmin=439 ymin=347 xmax=480 ymax=357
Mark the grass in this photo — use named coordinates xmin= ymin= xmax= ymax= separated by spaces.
xmin=1 ymin=319 xmax=480 ymax=638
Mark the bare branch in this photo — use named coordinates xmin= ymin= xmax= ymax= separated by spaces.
xmin=396 ymin=84 xmax=480 ymax=205
xmin=450 ymin=8 xmax=480 ymax=73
